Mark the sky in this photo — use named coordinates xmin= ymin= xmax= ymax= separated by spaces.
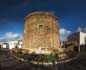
xmin=0 ymin=0 xmax=86 ymax=42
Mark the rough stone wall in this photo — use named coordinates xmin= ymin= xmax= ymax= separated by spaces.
xmin=68 ymin=32 xmax=80 ymax=47
xmin=22 ymin=12 xmax=60 ymax=53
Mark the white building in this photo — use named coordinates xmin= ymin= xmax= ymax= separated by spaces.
xmin=80 ymin=32 xmax=86 ymax=45
xmin=17 ymin=40 xmax=22 ymax=48
xmin=68 ymin=32 xmax=86 ymax=45
xmin=2 ymin=44 xmax=6 ymax=48
xmin=67 ymin=32 xmax=86 ymax=51
xmin=8 ymin=40 xmax=22 ymax=49
xmin=0 ymin=43 xmax=9 ymax=49
xmin=9 ymin=40 xmax=18 ymax=49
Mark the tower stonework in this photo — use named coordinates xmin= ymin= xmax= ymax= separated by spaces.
xmin=22 ymin=12 xmax=60 ymax=54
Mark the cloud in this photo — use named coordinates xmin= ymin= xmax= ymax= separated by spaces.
xmin=59 ymin=28 xmax=71 ymax=41
xmin=0 ymin=32 xmax=22 ymax=42
xmin=59 ymin=28 xmax=71 ymax=35
xmin=5 ymin=32 xmax=19 ymax=39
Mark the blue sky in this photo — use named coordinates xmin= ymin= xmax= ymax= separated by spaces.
xmin=0 ymin=0 xmax=86 ymax=42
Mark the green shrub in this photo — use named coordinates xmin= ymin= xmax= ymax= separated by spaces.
xmin=28 ymin=54 xmax=57 ymax=63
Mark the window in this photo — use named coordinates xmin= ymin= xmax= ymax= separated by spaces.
xmin=39 ymin=24 xmax=43 ymax=29
xmin=41 ymin=48 xmax=45 ymax=50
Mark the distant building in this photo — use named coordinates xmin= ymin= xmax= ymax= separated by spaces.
xmin=67 ymin=32 xmax=86 ymax=51
xmin=8 ymin=40 xmax=22 ymax=49
xmin=17 ymin=40 xmax=22 ymax=48
xmin=0 ymin=43 xmax=2 ymax=48
xmin=9 ymin=40 xmax=18 ymax=49
xmin=22 ymin=12 xmax=60 ymax=54
xmin=0 ymin=43 xmax=9 ymax=49
xmin=2 ymin=43 xmax=9 ymax=49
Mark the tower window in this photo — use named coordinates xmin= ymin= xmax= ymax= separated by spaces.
xmin=39 ymin=24 xmax=43 ymax=29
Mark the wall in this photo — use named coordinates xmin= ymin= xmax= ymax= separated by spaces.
xmin=9 ymin=41 xmax=18 ymax=49
xmin=80 ymin=32 xmax=86 ymax=45
xmin=22 ymin=12 xmax=60 ymax=54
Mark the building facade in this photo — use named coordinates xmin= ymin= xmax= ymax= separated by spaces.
xmin=0 ymin=43 xmax=9 ymax=49
xmin=22 ymin=12 xmax=60 ymax=54
xmin=80 ymin=32 xmax=86 ymax=45
xmin=8 ymin=40 xmax=22 ymax=49
xmin=67 ymin=32 xmax=86 ymax=51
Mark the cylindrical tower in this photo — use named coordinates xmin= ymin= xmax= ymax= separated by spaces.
xmin=22 ymin=12 xmax=60 ymax=54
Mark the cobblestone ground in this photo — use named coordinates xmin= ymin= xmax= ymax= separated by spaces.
xmin=0 ymin=50 xmax=86 ymax=70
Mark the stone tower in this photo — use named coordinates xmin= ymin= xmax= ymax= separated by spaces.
xmin=22 ymin=12 xmax=60 ymax=54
